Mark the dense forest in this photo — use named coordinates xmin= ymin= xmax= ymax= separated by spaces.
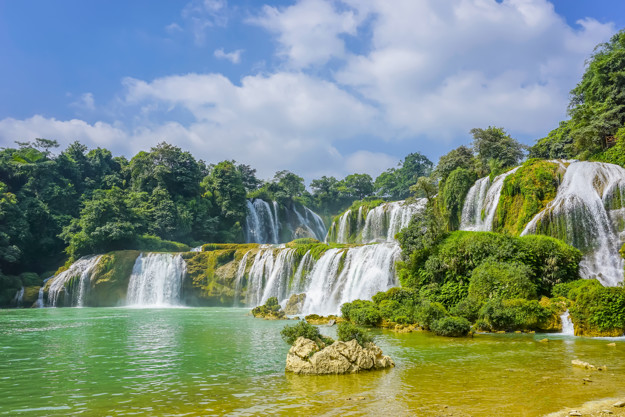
xmin=1 ymin=29 xmax=624 ymax=310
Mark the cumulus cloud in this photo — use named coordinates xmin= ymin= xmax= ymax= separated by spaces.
xmin=214 ymin=48 xmax=244 ymax=63
xmin=181 ymin=0 xmax=229 ymax=45
xmin=249 ymin=0 xmax=361 ymax=68
xmin=0 ymin=0 xmax=618 ymax=181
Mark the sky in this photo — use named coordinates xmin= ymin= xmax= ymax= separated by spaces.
xmin=0 ymin=0 xmax=624 ymax=183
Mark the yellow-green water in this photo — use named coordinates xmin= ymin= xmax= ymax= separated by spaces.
xmin=1 ymin=307 xmax=624 ymax=416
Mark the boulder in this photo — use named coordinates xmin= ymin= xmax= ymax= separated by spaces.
xmin=284 ymin=293 xmax=306 ymax=315
xmin=285 ymin=337 xmax=394 ymax=375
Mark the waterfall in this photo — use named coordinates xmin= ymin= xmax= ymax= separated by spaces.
xmin=126 ymin=253 xmax=186 ymax=307
xmin=460 ymin=167 xmax=519 ymax=231
xmin=522 ymin=161 xmax=625 ymax=286
xmin=36 ymin=277 xmax=51 ymax=308
xmin=560 ymin=310 xmax=575 ymax=336
xmin=329 ymin=200 xmax=426 ymax=244
xmin=244 ymin=199 xmax=326 ymax=244
xmin=244 ymin=243 xmax=400 ymax=315
xmin=13 ymin=287 xmax=24 ymax=307
xmin=47 ymin=256 xmax=102 ymax=307
xmin=302 ymin=243 xmax=401 ymax=316
xmin=233 ymin=251 xmax=251 ymax=306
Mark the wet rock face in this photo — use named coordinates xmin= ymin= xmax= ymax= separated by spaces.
xmin=284 ymin=293 xmax=306 ymax=315
xmin=285 ymin=337 xmax=394 ymax=375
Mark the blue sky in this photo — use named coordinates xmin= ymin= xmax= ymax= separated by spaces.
xmin=1 ymin=0 xmax=624 ymax=182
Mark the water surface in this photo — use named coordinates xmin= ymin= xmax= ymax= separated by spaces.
xmin=1 ymin=308 xmax=624 ymax=416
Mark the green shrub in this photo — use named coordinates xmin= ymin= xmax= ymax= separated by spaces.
xmin=450 ymin=297 xmax=483 ymax=322
xmin=552 ymin=278 xmax=602 ymax=300
xmin=252 ymin=297 xmax=285 ymax=318
xmin=416 ymin=301 xmax=448 ymax=330
xmin=468 ymin=261 xmax=536 ymax=302
xmin=341 ymin=299 xmax=381 ymax=326
xmin=479 ymin=298 xmax=551 ymax=331
xmin=372 ymin=287 xmax=419 ymax=304
xmin=280 ymin=321 xmax=334 ymax=346
xmin=570 ymin=285 xmax=625 ymax=334
xmin=431 ymin=316 xmax=471 ymax=337
xmin=337 ymin=322 xmax=374 ymax=347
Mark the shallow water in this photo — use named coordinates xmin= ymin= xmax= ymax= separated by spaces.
xmin=1 ymin=308 xmax=624 ymax=416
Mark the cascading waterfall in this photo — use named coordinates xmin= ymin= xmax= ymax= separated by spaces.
xmin=13 ymin=287 xmax=24 ymax=307
xmin=244 ymin=243 xmax=400 ymax=315
xmin=560 ymin=310 xmax=575 ymax=336
xmin=36 ymin=277 xmax=51 ymax=308
xmin=244 ymin=199 xmax=326 ymax=243
xmin=233 ymin=250 xmax=251 ymax=306
xmin=460 ymin=167 xmax=519 ymax=231
xmin=329 ymin=200 xmax=426 ymax=244
xmin=522 ymin=161 xmax=625 ymax=286
xmin=47 ymin=256 xmax=102 ymax=307
xmin=126 ymin=253 xmax=186 ymax=307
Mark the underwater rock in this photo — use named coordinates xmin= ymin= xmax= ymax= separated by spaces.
xmin=285 ymin=337 xmax=394 ymax=375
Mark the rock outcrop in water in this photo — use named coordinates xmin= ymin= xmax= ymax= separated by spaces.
xmin=285 ymin=336 xmax=394 ymax=375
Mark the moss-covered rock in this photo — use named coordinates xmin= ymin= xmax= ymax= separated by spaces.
xmin=494 ymin=159 xmax=565 ymax=235
xmin=88 ymin=251 xmax=140 ymax=306
xmin=23 ymin=286 xmax=41 ymax=307
xmin=569 ymin=285 xmax=625 ymax=337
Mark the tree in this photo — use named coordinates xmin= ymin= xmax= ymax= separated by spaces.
xmin=434 ymin=146 xmax=475 ymax=183
xmin=375 ymin=152 xmax=433 ymax=200
xmin=471 ymin=127 xmax=525 ymax=176
xmin=568 ymin=30 xmax=625 ymax=155
xmin=272 ymin=170 xmax=305 ymax=203
xmin=342 ymin=174 xmax=374 ymax=200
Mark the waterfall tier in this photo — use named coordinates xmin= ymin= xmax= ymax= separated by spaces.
xmin=126 ymin=253 xmax=187 ymax=307
xmin=244 ymin=199 xmax=326 ymax=244
xmin=327 ymin=200 xmax=426 ymax=244
xmin=47 ymin=256 xmax=102 ymax=307
xmin=460 ymin=161 xmax=625 ymax=286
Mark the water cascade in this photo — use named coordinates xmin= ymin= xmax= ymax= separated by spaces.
xmin=126 ymin=253 xmax=187 ymax=307
xmin=13 ymin=287 xmax=24 ymax=307
xmin=460 ymin=167 xmax=519 ymax=231
xmin=47 ymin=256 xmax=102 ymax=307
xmin=244 ymin=243 xmax=400 ymax=315
xmin=244 ymin=199 xmax=326 ymax=243
xmin=36 ymin=277 xmax=51 ymax=308
xmin=233 ymin=250 xmax=251 ymax=306
xmin=328 ymin=200 xmax=426 ymax=244
xmin=560 ymin=310 xmax=575 ymax=336
xmin=522 ymin=161 xmax=625 ymax=286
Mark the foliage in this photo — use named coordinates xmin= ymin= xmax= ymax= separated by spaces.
xmin=494 ymin=159 xmax=562 ymax=235
xmin=468 ymin=261 xmax=536 ymax=302
xmin=552 ymin=279 xmax=603 ymax=301
xmin=471 ymin=127 xmax=526 ymax=176
xmin=569 ymin=285 xmax=625 ymax=334
xmin=251 ymin=297 xmax=285 ymax=319
xmin=431 ymin=316 xmax=471 ymax=337
xmin=281 ymin=321 xmax=334 ymax=348
xmin=478 ymin=298 xmax=552 ymax=331
xmin=528 ymin=121 xmax=576 ymax=159
xmin=337 ymin=322 xmax=374 ymax=347
xmin=374 ymin=152 xmax=433 ymax=200
xmin=434 ymin=146 xmax=475 ymax=183
xmin=440 ymin=168 xmax=476 ymax=231
xmin=591 ymin=127 xmax=625 ymax=167
xmin=415 ymin=301 xmax=448 ymax=330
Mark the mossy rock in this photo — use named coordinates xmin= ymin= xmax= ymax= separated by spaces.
xmin=87 ymin=251 xmax=140 ymax=307
xmin=23 ymin=286 xmax=41 ymax=307
xmin=494 ymin=159 xmax=564 ymax=235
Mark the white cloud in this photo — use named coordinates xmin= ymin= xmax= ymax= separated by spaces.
xmin=70 ymin=92 xmax=95 ymax=111
xmin=181 ymin=0 xmax=229 ymax=45
xmin=343 ymin=150 xmax=398 ymax=178
xmin=165 ymin=22 xmax=183 ymax=34
xmin=249 ymin=0 xmax=361 ymax=68
xmin=214 ymin=48 xmax=244 ymax=64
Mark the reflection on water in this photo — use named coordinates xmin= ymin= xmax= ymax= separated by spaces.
xmin=0 ymin=307 xmax=624 ymax=416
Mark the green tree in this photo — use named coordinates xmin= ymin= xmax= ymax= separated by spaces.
xmin=471 ymin=127 xmax=525 ymax=176
xmin=375 ymin=152 xmax=433 ymax=200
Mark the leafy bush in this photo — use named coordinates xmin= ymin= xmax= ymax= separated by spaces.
xmin=252 ymin=297 xmax=285 ymax=319
xmin=570 ymin=285 xmax=625 ymax=334
xmin=431 ymin=316 xmax=471 ymax=337
xmin=468 ymin=261 xmax=536 ymax=302
xmin=280 ymin=321 xmax=334 ymax=346
xmin=450 ymin=297 xmax=483 ymax=322
xmin=337 ymin=322 xmax=374 ymax=347
xmin=552 ymin=279 xmax=602 ymax=300
xmin=415 ymin=301 xmax=448 ymax=330
xmin=479 ymin=298 xmax=551 ymax=331
xmin=350 ymin=305 xmax=382 ymax=326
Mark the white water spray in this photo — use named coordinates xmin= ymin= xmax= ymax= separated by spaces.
xmin=126 ymin=253 xmax=186 ymax=307
xmin=47 ymin=256 xmax=101 ymax=307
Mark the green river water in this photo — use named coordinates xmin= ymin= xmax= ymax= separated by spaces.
xmin=1 ymin=307 xmax=624 ymax=416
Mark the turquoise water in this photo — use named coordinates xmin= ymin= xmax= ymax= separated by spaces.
xmin=1 ymin=308 xmax=624 ymax=416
